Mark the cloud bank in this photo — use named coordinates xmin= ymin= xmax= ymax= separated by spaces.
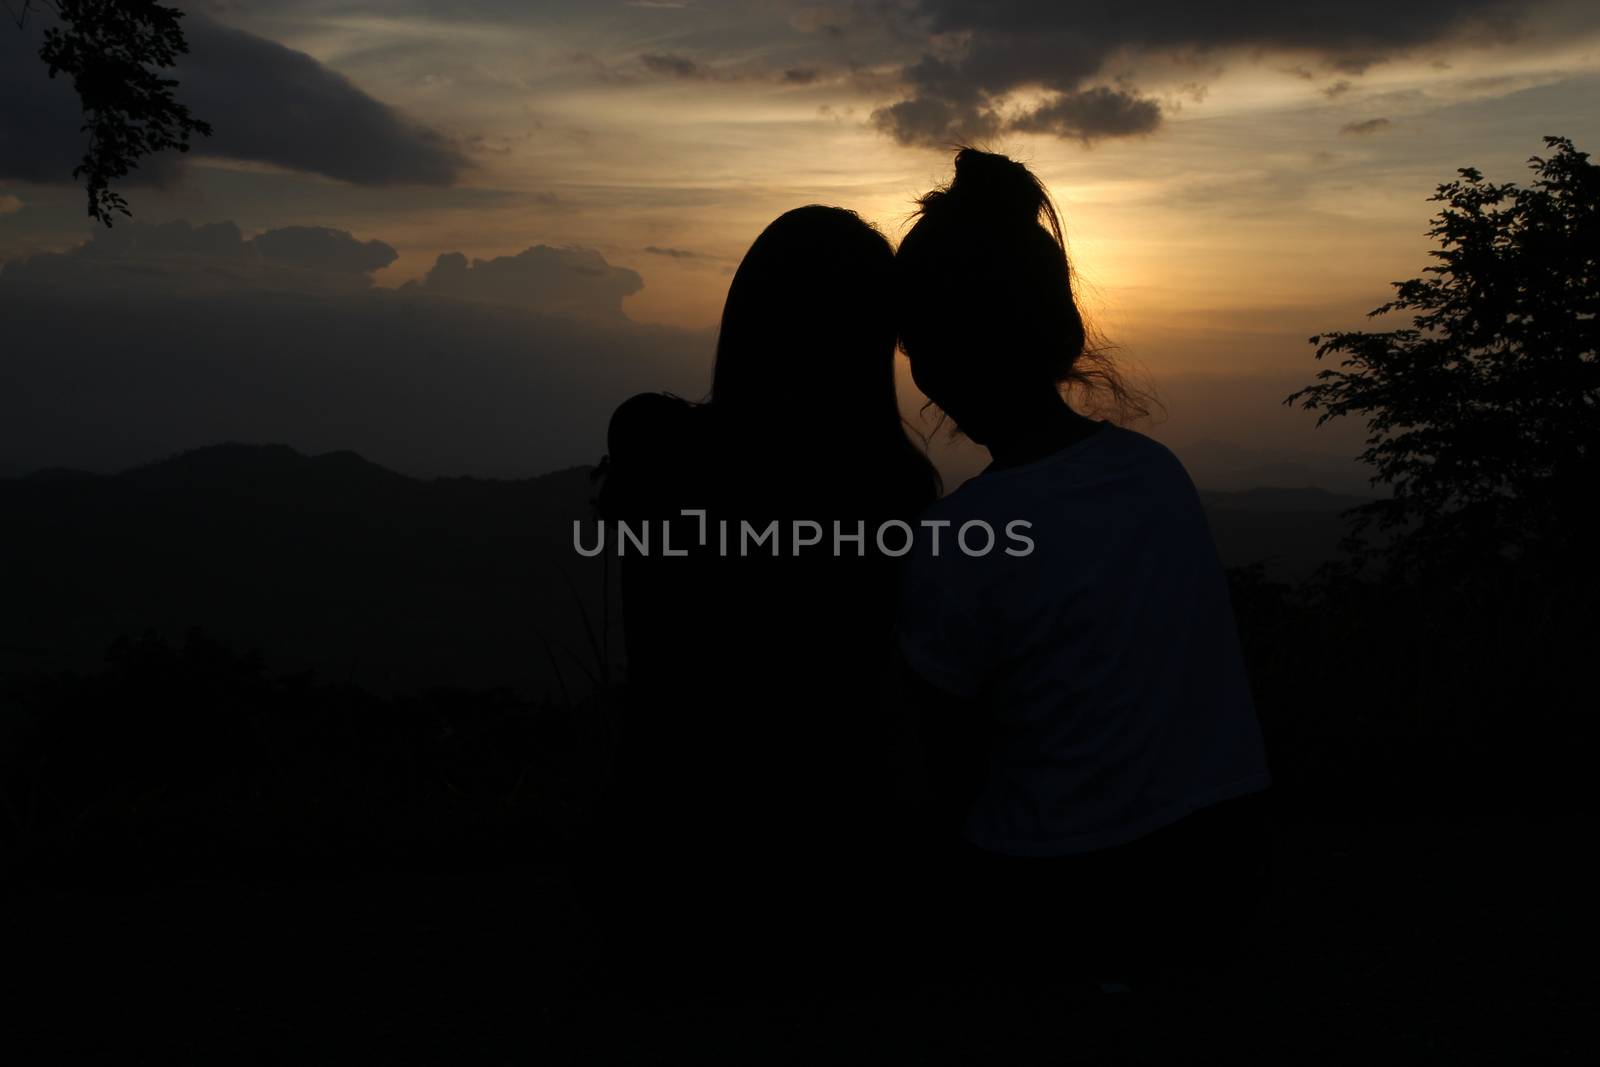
xmin=0 ymin=219 xmax=396 ymax=294
xmin=867 ymin=0 xmax=1527 ymax=146
xmin=0 ymin=215 xmax=1382 ymax=490
xmin=0 ymin=222 xmax=706 ymax=478
xmin=404 ymin=246 xmax=644 ymax=318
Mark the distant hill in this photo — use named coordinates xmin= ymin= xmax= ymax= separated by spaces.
xmin=1201 ymin=486 xmax=1369 ymax=580
xmin=0 ymin=444 xmax=609 ymax=696
xmin=117 ymin=442 xmax=411 ymax=491
xmin=1200 ymin=486 xmax=1370 ymax=513
xmin=2 ymin=444 xmax=1365 ymax=693
xmin=1173 ymin=439 xmax=1378 ymax=496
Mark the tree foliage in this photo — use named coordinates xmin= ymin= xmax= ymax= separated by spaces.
xmin=1288 ymin=137 xmax=1599 ymax=580
xmin=13 ymin=0 xmax=211 ymax=225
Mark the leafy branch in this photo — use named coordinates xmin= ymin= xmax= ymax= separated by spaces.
xmin=15 ymin=0 xmax=211 ymax=225
xmin=1288 ymin=137 xmax=1599 ymax=580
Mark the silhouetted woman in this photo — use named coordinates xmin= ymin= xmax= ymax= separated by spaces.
xmin=590 ymin=206 xmax=939 ymax=975
xmin=893 ymin=150 xmax=1271 ymax=985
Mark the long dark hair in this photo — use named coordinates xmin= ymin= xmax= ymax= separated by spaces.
xmin=710 ymin=205 xmax=938 ymax=494
xmin=895 ymin=148 xmax=1151 ymax=424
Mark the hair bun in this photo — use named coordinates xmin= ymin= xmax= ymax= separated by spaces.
xmin=946 ymin=148 xmax=1047 ymax=226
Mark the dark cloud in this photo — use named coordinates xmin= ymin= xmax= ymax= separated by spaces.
xmin=1339 ymin=117 xmax=1393 ymax=135
xmin=79 ymin=219 xmax=253 ymax=262
xmin=177 ymin=15 xmax=467 ymax=184
xmin=872 ymin=93 xmax=1000 ymax=147
xmin=463 ymin=133 xmax=516 ymax=156
xmin=1322 ymin=80 xmax=1354 ymax=98
xmin=0 ymin=224 xmax=706 ymax=479
xmin=643 ymin=246 xmax=698 ymax=259
xmin=868 ymin=0 xmax=1528 ymax=146
xmin=1009 ymin=87 xmax=1162 ymax=143
xmin=640 ymin=52 xmax=705 ymax=79
xmin=252 ymin=226 xmax=399 ymax=274
xmin=638 ymin=50 xmax=826 ymax=85
xmin=0 ymin=11 xmax=467 ymax=191
xmin=406 ymin=246 xmax=644 ymax=318
xmin=0 ymin=219 xmax=397 ymax=293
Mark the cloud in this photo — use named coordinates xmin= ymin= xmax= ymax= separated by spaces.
xmin=0 ymin=195 xmax=21 ymax=216
xmin=1339 ymin=117 xmax=1394 ymax=135
xmin=866 ymin=0 xmax=1531 ymax=146
xmin=1008 ymin=87 xmax=1162 ymax=143
xmin=871 ymin=93 xmax=1000 ymax=147
xmin=0 ymin=219 xmax=396 ymax=294
xmin=0 ymin=221 xmax=640 ymax=321
xmin=176 ymin=15 xmax=468 ymax=185
xmin=643 ymin=246 xmax=698 ymax=259
xmin=0 ymin=223 xmax=707 ymax=479
xmin=637 ymin=50 xmax=828 ymax=85
xmin=0 ymin=11 xmax=467 ymax=192
xmin=405 ymin=246 xmax=644 ymax=318
xmin=252 ymin=227 xmax=399 ymax=274
xmin=640 ymin=52 xmax=705 ymax=79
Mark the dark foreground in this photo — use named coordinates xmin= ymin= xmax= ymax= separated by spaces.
xmin=7 ymin=809 xmax=1587 ymax=1064
xmin=3 ymin=535 xmax=1593 ymax=1062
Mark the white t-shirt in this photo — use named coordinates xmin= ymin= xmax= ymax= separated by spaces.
xmin=897 ymin=423 xmax=1270 ymax=856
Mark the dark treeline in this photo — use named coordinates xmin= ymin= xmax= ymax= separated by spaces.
xmin=2 ymin=551 xmax=1587 ymax=888
xmin=0 ymin=629 xmax=610 ymax=884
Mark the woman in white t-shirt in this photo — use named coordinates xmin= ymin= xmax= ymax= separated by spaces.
xmin=893 ymin=149 xmax=1271 ymax=983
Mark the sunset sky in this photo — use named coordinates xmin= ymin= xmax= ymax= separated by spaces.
xmin=4 ymin=1 xmax=1598 ymax=487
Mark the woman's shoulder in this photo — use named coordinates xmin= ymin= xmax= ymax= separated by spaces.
xmin=1101 ymin=425 xmax=1202 ymax=497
